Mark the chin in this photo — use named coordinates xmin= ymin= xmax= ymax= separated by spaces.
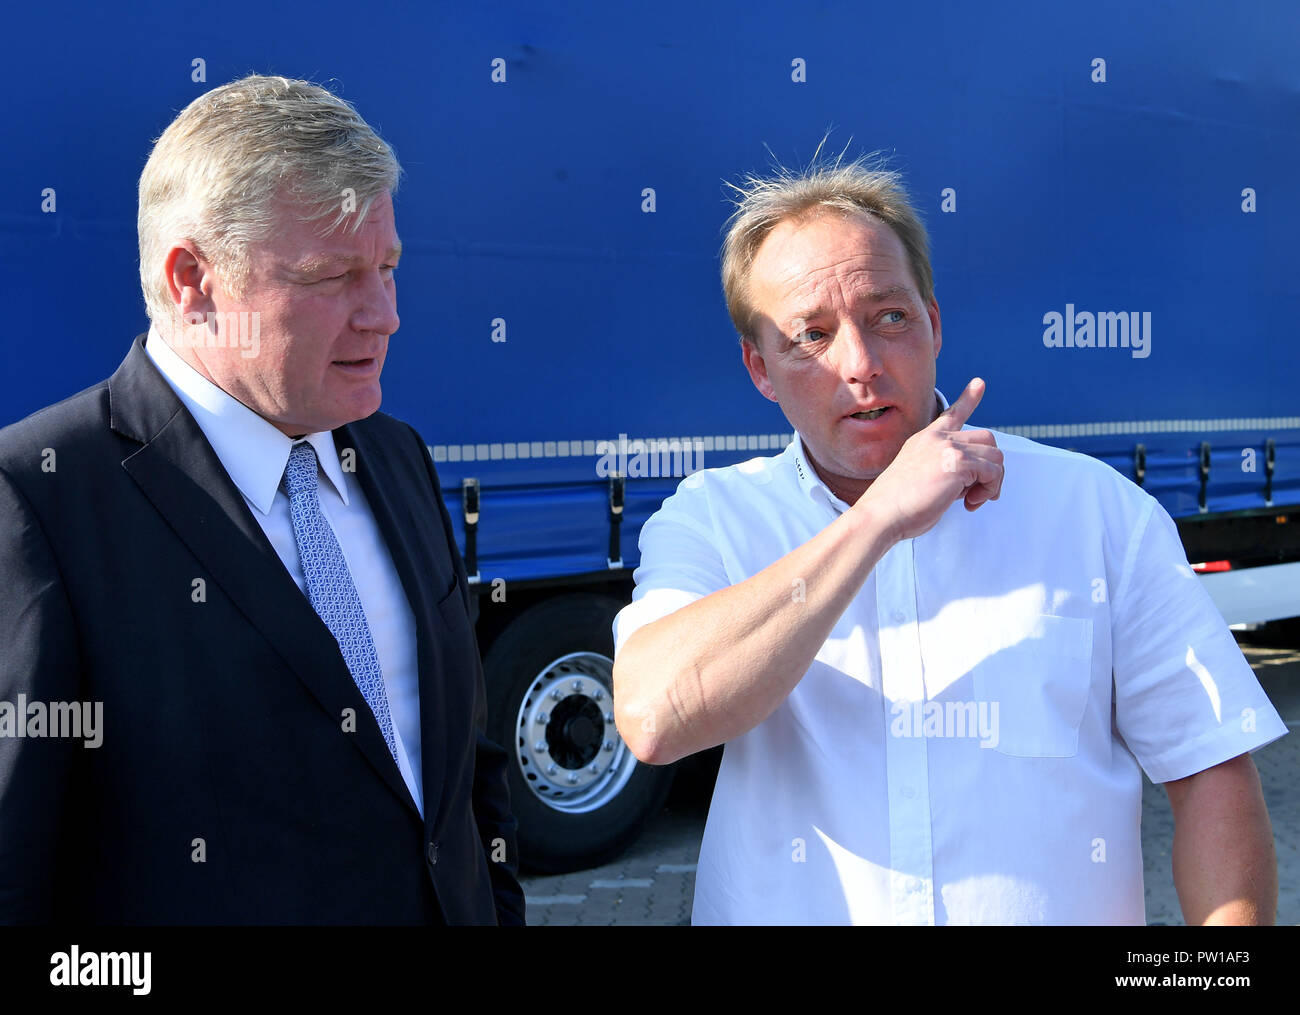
xmin=302 ymin=404 xmax=377 ymax=435
xmin=340 ymin=386 xmax=383 ymax=423
xmin=853 ymin=459 xmax=897 ymax=486
xmin=359 ymin=390 xmax=383 ymax=420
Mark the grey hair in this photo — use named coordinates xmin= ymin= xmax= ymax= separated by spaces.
xmin=137 ymin=74 xmax=402 ymax=329
xmin=720 ymin=144 xmax=933 ymax=345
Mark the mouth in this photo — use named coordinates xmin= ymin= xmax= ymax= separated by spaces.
xmin=332 ymin=357 xmax=379 ymax=375
xmin=847 ymin=406 xmax=891 ymax=421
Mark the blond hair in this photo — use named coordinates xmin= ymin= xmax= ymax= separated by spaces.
xmin=137 ymin=74 xmax=401 ymax=329
xmin=720 ymin=148 xmax=932 ymax=345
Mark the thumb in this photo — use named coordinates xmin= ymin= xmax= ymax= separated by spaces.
xmin=938 ymin=377 xmax=986 ymax=430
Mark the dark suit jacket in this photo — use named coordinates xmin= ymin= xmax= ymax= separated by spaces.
xmin=0 ymin=335 xmax=524 ymax=925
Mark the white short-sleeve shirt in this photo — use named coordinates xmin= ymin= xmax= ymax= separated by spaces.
xmin=613 ymin=399 xmax=1287 ymax=925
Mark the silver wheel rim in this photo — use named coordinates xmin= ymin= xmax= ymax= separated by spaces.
xmin=513 ymin=650 xmax=638 ymax=813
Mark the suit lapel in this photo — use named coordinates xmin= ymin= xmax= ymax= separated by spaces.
xmin=109 ymin=336 xmax=419 ymax=816
xmin=336 ymin=421 xmax=446 ymax=822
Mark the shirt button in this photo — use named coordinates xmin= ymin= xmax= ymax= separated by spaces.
xmin=901 ymin=786 xmax=916 ymax=799
xmin=892 ymin=610 xmax=906 ymax=623
xmin=906 ymin=877 xmax=922 ymax=893
xmin=426 ymin=841 xmax=440 ymax=866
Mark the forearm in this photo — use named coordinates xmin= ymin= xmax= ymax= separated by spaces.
xmin=614 ymin=382 xmax=1003 ymax=765
xmin=1168 ymin=754 xmax=1277 ymax=925
xmin=613 ymin=499 xmax=896 ymax=764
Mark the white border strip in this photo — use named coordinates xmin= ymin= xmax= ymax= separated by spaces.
xmin=429 ymin=433 xmax=795 ymax=463
xmin=992 ymin=417 xmax=1300 ymax=439
xmin=428 ymin=417 xmax=1300 ymax=462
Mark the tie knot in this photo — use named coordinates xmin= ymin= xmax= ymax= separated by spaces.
xmin=283 ymin=442 xmax=320 ymax=499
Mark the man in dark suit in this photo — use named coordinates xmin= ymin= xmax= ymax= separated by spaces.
xmin=0 ymin=75 xmax=524 ymax=924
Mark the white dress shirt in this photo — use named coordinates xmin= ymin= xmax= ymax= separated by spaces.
xmin=144 ymin=328 xmax=425 ymax=817
xmin=613 ymin=389 xmax=1287 ymax=925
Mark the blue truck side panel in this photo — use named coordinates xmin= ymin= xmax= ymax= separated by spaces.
xmin=4 ymin=1 xmax=1298 ymax=583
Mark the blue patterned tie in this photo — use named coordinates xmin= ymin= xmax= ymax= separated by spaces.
xmin=283 ymin=441 xmax=399 ymax=763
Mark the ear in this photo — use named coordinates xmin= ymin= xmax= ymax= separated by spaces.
xmin=164 ymin=241 xmax=217 ymax=326
xmin=927 ymin=296 xmax=942 ymax=359
xmin=741 ymin=336 xmax=779 ymax=403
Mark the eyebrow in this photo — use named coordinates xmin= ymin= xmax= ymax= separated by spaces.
xmin=785 ymin=285 xmax=915 ymax=329
xmin=292 ymin=241 xmax=403 ymax=274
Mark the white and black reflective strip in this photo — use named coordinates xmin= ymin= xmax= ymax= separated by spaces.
xmin=427 ymin=433 xmax=796 ymax=463
xmin=426 ymin=417 xmax=1300 ymax=463
xmin=991 ymin=417 xmax=1300 ymax=439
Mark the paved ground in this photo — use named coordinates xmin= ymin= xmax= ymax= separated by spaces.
xmin=520 ymin=634 xmax=1300 ymax=925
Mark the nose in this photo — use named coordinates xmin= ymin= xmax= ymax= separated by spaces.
xmin=352 ymin=267 xmax=400 ymax=336
xmin=832 ymin=322 xmax=882 ymax=385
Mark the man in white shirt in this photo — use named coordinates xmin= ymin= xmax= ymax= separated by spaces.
xmin=611 ymin=157 xmax=1286 ymax=925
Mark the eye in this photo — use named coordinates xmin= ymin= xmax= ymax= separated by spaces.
xmin=881 ymin=310 xmax=906 ymax=325
xmin=791 ymin=327 xmax=826 ymax=345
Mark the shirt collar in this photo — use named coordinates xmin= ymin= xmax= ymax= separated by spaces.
xmin=143 ymin=324 xmax=351 ymax=513
xmin=790 ymin=387 xmax=950 ymax=514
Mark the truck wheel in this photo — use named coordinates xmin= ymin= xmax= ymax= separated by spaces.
xmin=484 ymin=593 xmax=675 ymax=874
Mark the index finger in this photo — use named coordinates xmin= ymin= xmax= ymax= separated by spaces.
xmin=938 ymin=377 xmax=986 ymax=430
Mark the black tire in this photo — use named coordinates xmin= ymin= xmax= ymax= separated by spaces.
xmin=483 ymin=593 xmax=676 ymax=874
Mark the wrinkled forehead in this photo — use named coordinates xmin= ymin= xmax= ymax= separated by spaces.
xmin=258 ymin=190 xmax=401 ymax=263
xmin=754 ymin=210 xmax=918 ymax=312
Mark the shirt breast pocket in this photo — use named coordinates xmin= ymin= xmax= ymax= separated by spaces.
xmin=971 ymin=613 xmax=1094 ymax=758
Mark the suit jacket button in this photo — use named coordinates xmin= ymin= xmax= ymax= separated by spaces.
xmin=427 ymin=841 xmax=440 ymax=865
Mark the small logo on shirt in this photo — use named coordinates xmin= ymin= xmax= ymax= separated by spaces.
xmin=890 ymin=699 xmax=1000 ymax=749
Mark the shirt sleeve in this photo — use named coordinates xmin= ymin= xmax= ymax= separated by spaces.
xmin=1110 ymin=497 xmax=1288 ymax=784
xmin=612 ymin=484 xmax=732 ymax=656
